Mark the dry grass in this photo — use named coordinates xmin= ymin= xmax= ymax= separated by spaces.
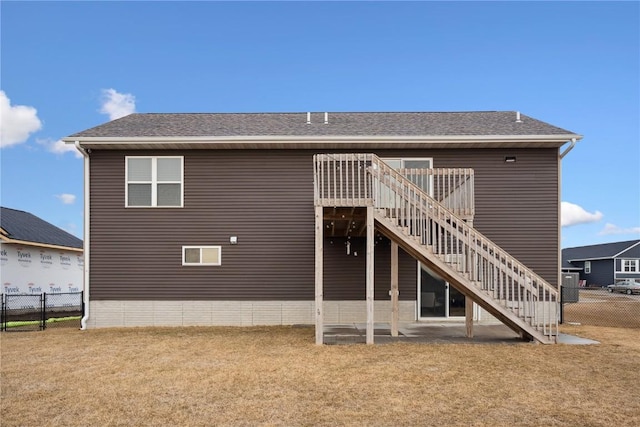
xmin=2 ymin=325 xmax=639 ymax=427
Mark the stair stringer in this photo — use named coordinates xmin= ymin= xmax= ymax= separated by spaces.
xmin=375 ymin=213 xmax=555 ymax=344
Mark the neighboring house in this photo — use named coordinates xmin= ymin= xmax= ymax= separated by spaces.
xmin=562 ymin=240 xmax=640 ymax=287
xmin=63 ymin=111 xmax=581 ymax=344
xmin=1 ymin=207 xmax=84 ymax=296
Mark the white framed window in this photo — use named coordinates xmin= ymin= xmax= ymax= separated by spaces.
xmin=182 ymin=246 xmax=221 ymax=266
xmin=382 ymin=158 xmax=434 ymax=194
xmin=622 ymin=259 xmax=639 ymax=273
xmin=380 ymin=158 xmax=434 ymax=210
xmin=584 ymin=261 xmax=591 ymax=274
xmin=126 ymin=156 xmax=183 ymax=207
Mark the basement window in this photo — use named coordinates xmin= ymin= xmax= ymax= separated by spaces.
xmin=182 ymin=246 xmax=221 ymax=266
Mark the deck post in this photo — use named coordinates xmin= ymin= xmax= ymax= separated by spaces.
xmin=465 ymin=297 xmax=474 ymax=338
xmin=366 ymin=205 xmax=375 ymax=344
xmin=315 ymin=205 xmax=324 ymax=345
xmin=390 ymin=241 xmax=399 ymax=337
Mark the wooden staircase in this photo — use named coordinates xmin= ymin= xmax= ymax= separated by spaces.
xmin=314 ymin=153 xmax=559 ymax=344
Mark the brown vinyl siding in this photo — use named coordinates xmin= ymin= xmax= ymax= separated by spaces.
xmin=90 ymin=150 xmax=315 ymax=300
xmin=89 ymin=147 xmax=558 ymax=301
xmin=429 ymin=148 xmax=560 ymax=287
xmin=323 ymin=237 xmax=417 ymax=301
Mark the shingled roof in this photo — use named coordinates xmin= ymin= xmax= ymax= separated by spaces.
xmin=66 ymin=111 xmax=578 ymax=139
xmin=0 ymin=207 xmax=83 ymax=250
xmin=562 ymin=239 xmax=640 ymax=264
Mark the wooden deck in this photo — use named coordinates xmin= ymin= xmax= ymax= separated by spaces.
xmin=313 ymin=153 xmax=559 ymax=345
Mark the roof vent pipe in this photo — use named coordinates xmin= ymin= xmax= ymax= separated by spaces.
xmin=516 ymin=111 xmax=522 ymax=123
xmin=324 ymin=112 xmax=328 ymax=124
xmin=307 ymin=112 xmax=311 ymax=124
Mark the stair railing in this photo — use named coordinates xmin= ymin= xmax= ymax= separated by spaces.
xmin=369 ymin=155 xmax=558 ymax=340
xmin=312 ymin=153 xmax=558 ymax=341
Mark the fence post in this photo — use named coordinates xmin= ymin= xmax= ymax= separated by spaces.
xmin=81 ymin=291 xmax=85 ymax=328
xmin=1 ymin=294 xmax=5 ymax=332
xmin=41 ymin=293 xmax=47 ymax=331
xmin=559 ymin=286 xmax=564 ymax=324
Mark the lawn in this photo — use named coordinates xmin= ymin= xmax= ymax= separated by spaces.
xmin=1 ymin=325 xmax=639 ymax=427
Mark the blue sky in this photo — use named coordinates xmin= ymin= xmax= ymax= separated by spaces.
xmin=1 ymin=1 xmax=638 ymax=249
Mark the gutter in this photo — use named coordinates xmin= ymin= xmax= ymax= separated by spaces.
xmin=75 ymin=141 xmax=90 ymax=330
xmin=62 ymin=133 xmax=582 ymax=146
xmin=559 ymin=138 xmax=578 ymax=159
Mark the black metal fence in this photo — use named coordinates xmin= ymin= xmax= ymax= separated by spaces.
xmin=1 ymin=292 xmax=84 ymax=331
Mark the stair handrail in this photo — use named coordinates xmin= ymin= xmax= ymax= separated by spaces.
xmin=313 ymin=152 xmax=558 ymax=300
xmin=368 ymin=154 xmax=558 ymax=339
xmin=370 ymin=154 xmax=556 ymax=293
xmin=396 ymin=167 xmax=475 ymax=218
xmin=312 ymin=153 xmax=558 ymax=340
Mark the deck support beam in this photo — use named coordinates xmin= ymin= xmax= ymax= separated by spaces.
xmin=315 ymin=205 xmax=324 ymax=345
xmin=390 ymin=241 xmax=399 ymax=337
xmin=465 ymin=297 xmax=474 ymax=338
xmin=366 ymin=205 xmax=375 ymax=344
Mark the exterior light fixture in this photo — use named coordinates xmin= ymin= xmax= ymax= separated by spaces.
xmin=230 ymin=236 xmax=238 ymax=245
xmin=504 ymin=156 xmax=517 ymax=163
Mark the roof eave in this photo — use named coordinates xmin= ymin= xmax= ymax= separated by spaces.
xmin=0 ymin=235 xmax=83 ymax=253
xmin=63 ymin=134 xmax=582 ymax=149
xmin=567 ymin=256 xmax=613 ymax=262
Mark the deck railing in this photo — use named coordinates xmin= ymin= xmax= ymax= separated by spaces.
xmin=313 ymin=154 xmax=474 ymax=220
xmin=313 ymin=153 xmax=558 ymax=342
xmin=396 ymin=168 xmax=474 ymax=219
xmin=313 ymin=153 xmax=372 ymax=207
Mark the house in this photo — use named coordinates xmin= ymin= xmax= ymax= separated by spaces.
xmin=562 ymin=240 xmax=640 ymax=287
xmin=63 ymin=111 xmax=582 ymax=344
xmin=1 ymin=206 xmax=83 ymax=296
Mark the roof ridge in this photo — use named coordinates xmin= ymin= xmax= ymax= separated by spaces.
xmin=563 ymin=239 xmax=640 ymax=250
xmin=126 ymin=110 xmax=509 ymax=115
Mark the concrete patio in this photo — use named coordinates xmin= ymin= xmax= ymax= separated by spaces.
xmin=323 ymin=322 xmax=600 ymax=345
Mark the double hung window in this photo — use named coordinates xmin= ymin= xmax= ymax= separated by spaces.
xmin=126 ymin=157 xmax=183 ymax=207
xmin=622 ymin=259 xmax=639 ymax=273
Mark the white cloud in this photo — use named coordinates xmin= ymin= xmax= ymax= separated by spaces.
xmin=0 ymin=90 xmax=43 ymax=147
xmin=100 ymin=88 xmax=136 ymax=120
xmin=55 ymin=194 xmax=77 ymax=205
xmin=598 ymin=223 xmax=640 ymax=236
xmin=37 ymin=138 xmax=83 ymax=158
xmin=561 ymin=201 xmax=604 ymax=227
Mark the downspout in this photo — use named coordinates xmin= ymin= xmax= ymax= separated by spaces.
xmin=75 ymin=141 xmax=90 ymax=330
xmin=559 ymin=137 xmax=577 ymax=159
xmin=557 ymin=137 xmax=579 ymax=331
